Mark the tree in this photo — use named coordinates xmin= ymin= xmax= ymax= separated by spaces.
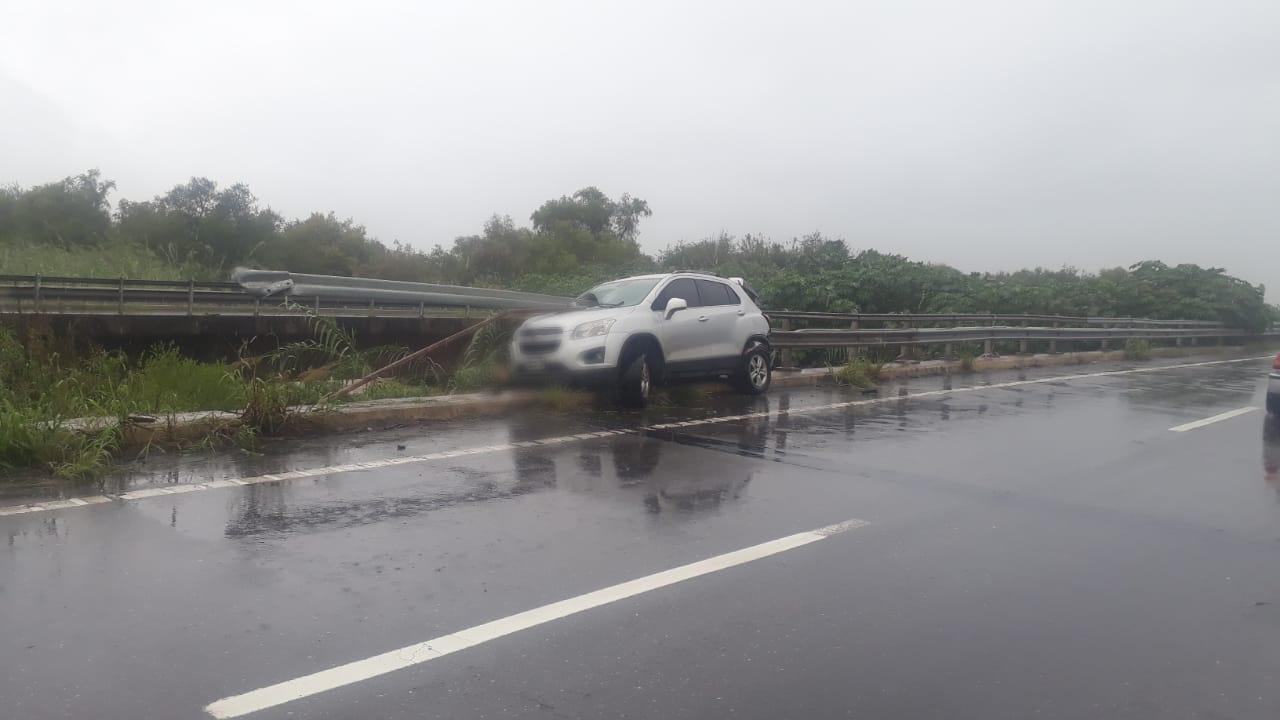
xmin=0 ymin=170 xmax=114 ymax=247
xmin=116 ymin=177 xmax=280 ymax=269
xmin=255 ymin=213 xmax=382 ymax=276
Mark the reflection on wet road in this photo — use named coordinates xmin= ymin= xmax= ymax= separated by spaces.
xmin=4 ymin=354 xmax=1280 ymax=720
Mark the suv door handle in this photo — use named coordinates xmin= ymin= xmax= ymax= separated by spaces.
xmin=697 ymin=315 xmax=709 ymax=322
xmin=737 ymin=309 xmax=745 ymax=316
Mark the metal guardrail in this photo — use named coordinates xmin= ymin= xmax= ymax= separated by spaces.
xmin=766 ymin=310 xmax=1224 ymax=328
xmin=770 ymin=326 xmax=1246 ymax=348
xmin=0 ymin=275 xmax=1251 ymax=354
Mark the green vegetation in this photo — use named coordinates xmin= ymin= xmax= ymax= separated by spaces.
xmin=958 ymin=350 xmax=977 ymax=373
xmin=1123 ymin=339 xmax=1153 ymax=361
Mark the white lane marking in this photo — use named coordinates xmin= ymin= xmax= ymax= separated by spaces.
xmin=1169 ymin=406 xmax=1259 ymax=432
xmin=203 ymin=517 xmax=869 ymax=719
xmin=1 ymin=354 xmax=1270 ymax=519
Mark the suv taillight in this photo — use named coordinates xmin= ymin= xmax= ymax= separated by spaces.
xmin=1273 ymin=353 xmax=1280 ymax=371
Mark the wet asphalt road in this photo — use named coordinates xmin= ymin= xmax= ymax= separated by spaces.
xmin=5 ymin=354 xmax=1280 ymax=720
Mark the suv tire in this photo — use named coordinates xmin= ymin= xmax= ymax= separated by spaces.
xmin=734 ymin=345 xmax=772 ymax=395
xmin=619 ymin=352 xmax=652 ymax=408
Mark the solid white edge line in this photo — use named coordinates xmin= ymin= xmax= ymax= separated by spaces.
xmin=1168 ymin=405 xmax=1259 ymax=432
xmin=1 ymin=354 xmax=1270 ymax=518
xmin=203 ymin=518 xmax=869 ymax=719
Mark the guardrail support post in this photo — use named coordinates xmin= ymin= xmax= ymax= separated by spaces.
xmin=187 ymin=279 xmax=195 ymax=316
xmin=944 ymin=342 xmax=954 ymax=360
xmin=418 ymin=301 xmax=425 ymax=319
xmin=368 ymin=297 xmax=375 ymax=318
xmin=118 ymin=276 xmax=125 ymax=315
xmin=983 ymin=339 xmax=993 ymax=356
xmin=1100 ymin=323 xmax=1109 ymax=351
xmin=779 ymin=319 xmax=795 ymax=367
xmin=315 ymin=295 xmax=321 ymax=313
xmin=34 ymin=274 xmax=42 ymax=313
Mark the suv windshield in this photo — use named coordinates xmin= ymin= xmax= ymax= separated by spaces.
xmin=575 ymin=278 xmax=661 ymax=308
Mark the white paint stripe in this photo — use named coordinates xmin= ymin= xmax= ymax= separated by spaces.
xmin=1 ymin=355 xmax=1270 ymax=519
xmin=203 ymin=518 xmax=869 ymax=719
xmin=1169 ymin=406 xmax=1259 ymax=432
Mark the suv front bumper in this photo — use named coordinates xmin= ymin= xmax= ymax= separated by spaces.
xmin=509 ymin=333 xmax=623 ymax=387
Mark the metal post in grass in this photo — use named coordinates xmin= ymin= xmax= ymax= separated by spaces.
xmin=326 ymin=310 xmax=521 ymax=402
xmin=33 ymin=274 xmax=42 ymax=313
xmin=118 ymin=276 xmax=125 ymax=315
xmin=187 ymin=279 xmax=195 ymax=316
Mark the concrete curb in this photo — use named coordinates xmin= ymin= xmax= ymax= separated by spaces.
xmin=770 ymin=345 xmax=1274 ymax=388
xmin=85 ymin=390 xmax=544 ymax=452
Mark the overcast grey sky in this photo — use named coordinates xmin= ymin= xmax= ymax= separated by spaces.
xmin=3 ymin=1 xmax=1277 ymax=296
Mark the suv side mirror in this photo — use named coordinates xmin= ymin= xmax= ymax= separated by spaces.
xmin=664 ymin=297 xmax=688 ymax=319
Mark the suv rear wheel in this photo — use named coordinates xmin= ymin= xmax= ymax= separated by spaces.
xmin=734 ymin=345 xmax=772 ymax=395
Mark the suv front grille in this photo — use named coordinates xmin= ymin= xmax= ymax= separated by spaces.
xmin=519 ymin=340 xmax=561 ymax=354
xmin=519 ymin=326 xmax=563 ymax=338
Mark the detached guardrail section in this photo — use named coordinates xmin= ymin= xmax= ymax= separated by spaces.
xmin=0 ymin=271 xmax=571 ymax=318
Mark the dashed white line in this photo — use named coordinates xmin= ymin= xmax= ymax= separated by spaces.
xmin=0 ymin=354 xmax=1270 ymax=518
xmin=202 ymin=517 xmax=869 ymax=719
xmin=1169 ymin=406 xmax=1259 ymax=432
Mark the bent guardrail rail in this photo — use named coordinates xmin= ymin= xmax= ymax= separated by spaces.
xmin=0 ymin=272 xmax=573 ymax=316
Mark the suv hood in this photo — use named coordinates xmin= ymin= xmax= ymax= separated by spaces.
xmin=519 ymin=306 xmax=637 ymax=331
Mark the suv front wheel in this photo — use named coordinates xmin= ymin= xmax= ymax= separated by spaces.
xmin=619 ymin=352 xmax=652 ymax=408
xmin=734 ymin=344 xmax=772 ymax=395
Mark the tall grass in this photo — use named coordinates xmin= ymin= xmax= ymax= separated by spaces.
xmin=0 ymin=314 xmax=504 ymax=479
xmin=0 ymin=238 xmax=215 ymax=280
xmin=835 ymin=358 xmax=884 ymax=389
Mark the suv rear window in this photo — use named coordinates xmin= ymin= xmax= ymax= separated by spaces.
xmin=651 ymin=278 xmax=700 ymax=310
xmin=696 ymin=279 xmax=740 ymax=306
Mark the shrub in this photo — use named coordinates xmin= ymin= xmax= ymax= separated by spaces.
xmin=1124 ymin=339 xmax=1153 ymax=361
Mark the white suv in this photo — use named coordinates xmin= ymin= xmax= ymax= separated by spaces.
xmin=510 ymin=273 xmax=773 ymax=407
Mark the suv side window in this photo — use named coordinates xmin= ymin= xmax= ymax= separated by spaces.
xmin=651 ymin=278 xmax=701 ymax=311
xmin=695 ymin=279 xmax=740 ymax=306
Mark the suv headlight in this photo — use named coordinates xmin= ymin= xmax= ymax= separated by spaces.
xmin=571 ymin=318 xmax=616 ymax=339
